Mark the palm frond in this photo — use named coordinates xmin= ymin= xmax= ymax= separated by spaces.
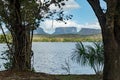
xmin=71 ymin=42 xmax=89 ymax=66
xmin=71 ymin=42 xmax=104 ymax=74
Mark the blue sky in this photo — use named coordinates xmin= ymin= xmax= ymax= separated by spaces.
xmin=71 ymin=0 xmax=106 ymax=24
xmin=41 ymin=0 xmax=106 ymax=34
xmin=0 ymin=0 xmax=106 ymax=34
xmin=70 ymin=0 xmax=97 ymax=24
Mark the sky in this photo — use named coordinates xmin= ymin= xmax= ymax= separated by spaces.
xmin=40 ymin=0 xmax=107 ymax=34
xmin=0 ymin=0 xmax=106 ymax=34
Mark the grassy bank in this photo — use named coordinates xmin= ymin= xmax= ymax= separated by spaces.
xmin=0 ymin=71 xmax=102 ymax=80
xmin=0 ymin=34 xmax=102 ymax=43
xmin=33 ymin=34 xmax=102 ymax=42
xmin=55 ymin=74 xmax=101 ymax=80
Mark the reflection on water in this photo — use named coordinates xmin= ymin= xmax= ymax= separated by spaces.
xmin=0 ymin=42 xmax=95 ymax=74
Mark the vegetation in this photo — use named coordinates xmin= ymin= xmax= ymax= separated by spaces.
xmin=87 ymin=0 xmax=120 ymax=79
xmin=72 ymin=42 xmax=104 ymax=75
xmin=0 ymin=49 xmax=13 ymax=70
xmin=55 ymin=74 xmax=101 ymax=80
xmin=0 ymin=34 xmax=102 ymax=42
xmin=0 ymin=0 xmax=71 ymax=71
xmin=0 ymin=0 xmax=119 ymax=80
xmin=61 ymin=58 xmax=71 ymax=74
xmin=33 ymin=34 xmax=102 ymax=42
xmin=0 ymin=71 xmax=101 ymax=80
xmin=0 ymin=34 xmax=11 ymax=43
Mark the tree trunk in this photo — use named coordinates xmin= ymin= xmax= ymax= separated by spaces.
xmin=8 ymin=0 xmax=32 ymax=71
xmin=102 ymin=27 xmax=120 ymax=80
xmin=87 ymin=0 xmax=120 ymax=80
xmin=11 ymin=26 xmax=32 ymax=71
xmin=103 ymin=0 xmax=120 ymax=80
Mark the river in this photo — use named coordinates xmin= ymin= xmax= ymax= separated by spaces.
xmin=0 ymin=42 xmax=95 ymax=74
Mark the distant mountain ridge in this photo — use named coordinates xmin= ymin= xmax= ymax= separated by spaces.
xmin=33 ymin=27 xmax=47 ymax=34
xmin=53 ymin=27 xmax=77 ymax=34
xmin=78 ymin=28 xmax=101 ymax=35
xmin=33 ymin=27 xmax=101 ymax=35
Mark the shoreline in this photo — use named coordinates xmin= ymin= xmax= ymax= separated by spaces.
xmin=0 ymin=34 xmax=102 ymax=43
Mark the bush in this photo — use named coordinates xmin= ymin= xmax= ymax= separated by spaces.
xmin=71 ymin=42 xmax=104 ymax=75
xmin=0 ymin=49 xmax=13 ymax=70
xmin=0 ymin=34 xmax=12 ymax=43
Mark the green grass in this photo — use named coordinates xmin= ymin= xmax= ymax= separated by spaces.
xmin=0 ymin=71 xmax=102 ymax=80
xmin=33 ymin=34 xmax=102 ymax=42
xmin=55 ymin=74 xmax=102 ymax=80
xmin=0 ymin=34 xmax=12 ymax=43
xmin=0 ymin=34 xmax=102 ymax=43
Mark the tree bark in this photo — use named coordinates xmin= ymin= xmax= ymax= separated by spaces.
xmin=9 ymin=0 xmax=32 ymax=71
xmin=87 ymin=0 xmax=120 ymax=80
xmin=11 ymin=26 xmax=31 ymax=71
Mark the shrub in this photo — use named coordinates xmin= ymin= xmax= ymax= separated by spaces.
xmin=71 ymin=42 xmax=104 ymax=75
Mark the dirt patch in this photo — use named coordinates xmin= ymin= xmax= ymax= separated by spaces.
xmin=0 ymin=70 xmax=59 ymax=80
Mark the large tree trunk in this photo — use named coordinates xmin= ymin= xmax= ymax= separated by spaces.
xmin=11 ymin=26 xmax=32 ymax=71
xmin=87 ymin=0 xmax=120 ymax=80
xmin=9 ymin=0 xmax=32 ymax=71
xmin=102 ymin=26 xmax=120 ymax=80
xmin=103 ymin=0 xmax=120 ymax=80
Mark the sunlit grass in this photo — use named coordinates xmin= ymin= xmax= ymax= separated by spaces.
xmin=0 ymin=34 xmax=102 ymax=43
xmin=33 ymin=34 xmax=102 ymax=42
xmin=55 ymin=74 xmax=101 ymax=80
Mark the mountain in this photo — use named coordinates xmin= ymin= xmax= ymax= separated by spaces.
xmin=53 ymin=27 xmax=77 ymax=34
xmin=33 ymin=27 xmax=47 ymax=34
xmin=78 ymin=28 xmax=101 ymax=35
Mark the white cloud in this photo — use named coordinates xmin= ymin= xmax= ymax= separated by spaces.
xmin=40 ymin=20 xmax=101 ymax=34
xmin=37 ymin=0 xmax=100 ymax=34
xmin=63 ymin=0 xmax=80 ymax=9
xmin=49 ymin=0 xmax=80 ymax=11
xmin=83 ymin=22 xmax=101 ymax=29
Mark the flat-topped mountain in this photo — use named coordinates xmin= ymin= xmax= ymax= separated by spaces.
xmin=53 ymin=27 xmax=77 ymax=34
xmin=4 ymin=27 xmax=101 ymax=36
xmin=78 ymin=28 xmax=101 ymax=35
xmin=33 ymin=27 xmax=47 ymax=34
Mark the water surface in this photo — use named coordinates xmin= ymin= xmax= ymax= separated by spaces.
xmin=0 ymin=42 xmax=95 ymax=74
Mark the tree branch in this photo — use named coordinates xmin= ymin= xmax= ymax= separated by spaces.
xmin=0 ymin=25 xmax=13 ymax=54
xmin=87 ymin=0 xmax=106 ymax=28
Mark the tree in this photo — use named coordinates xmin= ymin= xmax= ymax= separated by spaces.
xmin=87 ymin=0 xmax=120 ymax=80
xmin=72 ymin=42 xmax=104 ymax=75
xmin=0 ymin=0 xmax=70 ymax=71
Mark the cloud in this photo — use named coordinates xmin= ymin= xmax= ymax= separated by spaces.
xmin=40 ymin=20 xmax=101 ymax=34
xmin=37 ymin=0 xmax=100 ymax=34
xmin=49 ymin=0 xmax=80 ymax=11
xmin=83 ymin=22 xmax=101 ymax=29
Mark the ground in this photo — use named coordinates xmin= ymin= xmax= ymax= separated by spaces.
xmin=0 ymin=70 xmax=102 ymax=80
xmin=0 ymin=70 xmax=57 ymax=80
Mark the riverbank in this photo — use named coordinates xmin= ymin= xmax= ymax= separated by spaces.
xmin=0 ymin=71 xmax=101 ymax=80
xmin=33 ymin=34 xmax=102 ymax=42
xmin=0 ymin=34 xmax=102 ymax=43
xmin=55 ymin=74 xmax=101 ymax=80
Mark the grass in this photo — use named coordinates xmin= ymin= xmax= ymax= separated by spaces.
xmin=0 ymin=70 xmax=102 ymax=80
xmin=0 ymin=34 xmax=12 ymax=43
xmin=33 ymin=34 xmax=102 ymax=42
xmin=55 ymin=74 xmax=101 ymax=80
xmin=0 ymin=34 xmax=102 ymax=43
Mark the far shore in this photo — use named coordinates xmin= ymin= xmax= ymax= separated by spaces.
xmin=0 ymin=34 xmax=102 ymax=43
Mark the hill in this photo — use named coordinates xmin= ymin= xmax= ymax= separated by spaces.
xmin=33 ymin=27 xmax=47 ymax=34
xmin=78 ymin=28 xmax=101 ymax=35
xmin=53 ymin=27 xmax=77 ymax=34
